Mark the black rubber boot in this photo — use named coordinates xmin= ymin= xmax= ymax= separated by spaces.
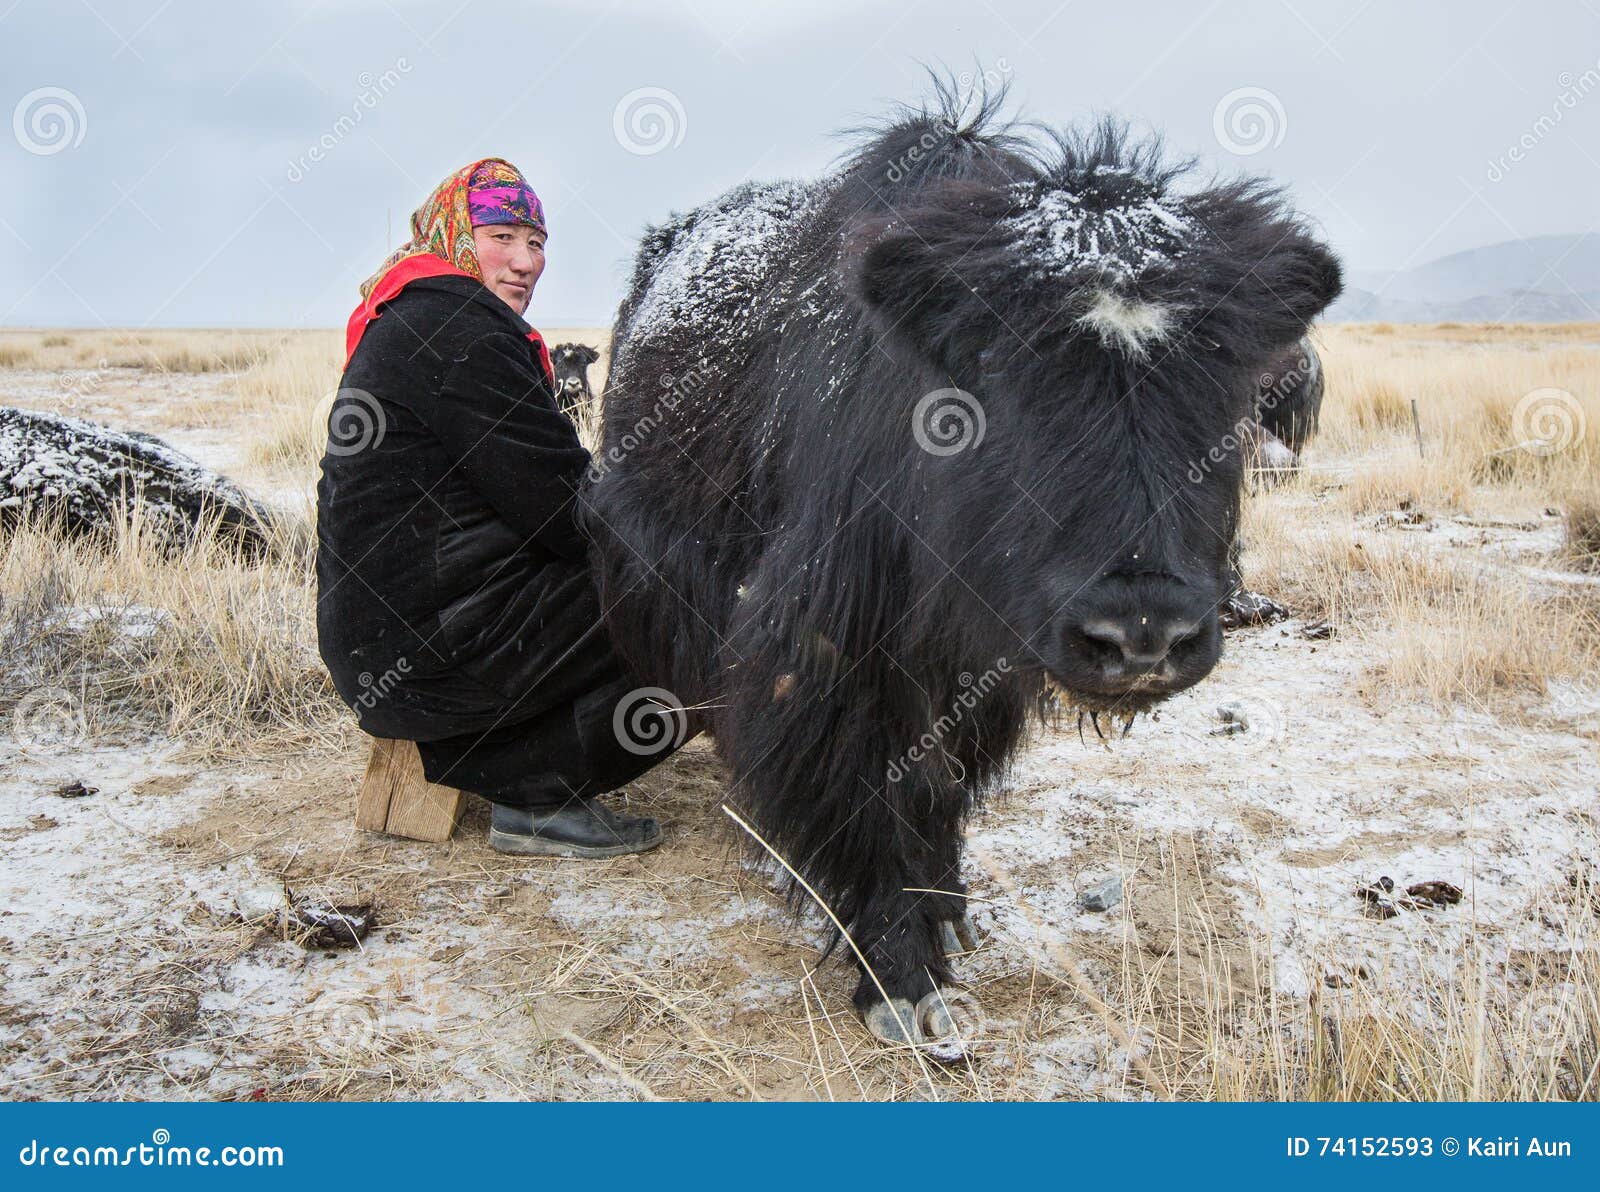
xmin=488 ymin=798 xmax=662 ymax=859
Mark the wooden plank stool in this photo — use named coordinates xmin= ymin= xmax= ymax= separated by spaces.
xmin=354 ymin=738 xmax=465 ymax=843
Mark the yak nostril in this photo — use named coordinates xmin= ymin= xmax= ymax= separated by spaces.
xmin=1077 ymin=617 xmax=1199 ymax=670
xmin=1078 ymin=621 xmax=1132 ymax=664
xmin=1166 ymin=622 xmax=1201 ymax=653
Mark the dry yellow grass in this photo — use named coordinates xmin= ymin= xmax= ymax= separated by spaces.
xmin=1240 ymin=323 xmax=1600 ymax=709
xmin=1315 ymin=325 xmax=1597 ymax=502
xmin=0 ymin=328 xmax=288 ymax=374
xmin=0 ymin=509 xmax=342 ymax=755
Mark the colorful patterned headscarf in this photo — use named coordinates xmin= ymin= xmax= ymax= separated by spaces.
xmin=467 ymin=159 xmax=545 ymax=229
xmin=358 ymin=156 xmax=545 ymax=301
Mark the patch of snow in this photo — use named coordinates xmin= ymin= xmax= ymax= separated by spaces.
xmin=624 ymin=180 xmax=819 ymax=348
xmin=55 ymin=603 xmax=173 ymax=639
xmin=1000 ymin=179 xmax=1194 ymax=286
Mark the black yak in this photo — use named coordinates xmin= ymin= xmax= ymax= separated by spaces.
xmin=550 ymin=342 xmax=600 ymax=421
xmin=583 ymin=86 xmax=1341 ymax=1051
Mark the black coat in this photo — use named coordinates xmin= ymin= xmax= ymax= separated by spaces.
xmin=315 ymin=274 xmax=621 ymax=744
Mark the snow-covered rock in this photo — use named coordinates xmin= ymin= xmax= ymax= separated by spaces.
xmin=0 ymin=406 xmax=275 ymax=554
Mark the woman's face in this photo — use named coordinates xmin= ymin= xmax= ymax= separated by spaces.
xmin=472 ymin=223 xmax=546 ymax=314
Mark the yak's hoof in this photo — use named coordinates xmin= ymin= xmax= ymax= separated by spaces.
xmin=863 ymin=998 xmax=920 ymax=1046
xmin=861 ymin=988 xmax=977 ymax=1062
xmin=918 ymin=989 xmax=972 ymax=1063
xmin=939 ymin=913 xmax=981 ymax=956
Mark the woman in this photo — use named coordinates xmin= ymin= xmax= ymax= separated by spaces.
xmin=317 ymin=158 xmax=672 ymax=858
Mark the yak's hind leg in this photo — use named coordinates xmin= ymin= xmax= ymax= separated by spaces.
xmin=721 ymin=645 xmax=975 ymax=1056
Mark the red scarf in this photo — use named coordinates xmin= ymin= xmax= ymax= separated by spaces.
xmin=344 ymin=254 xmax=555 ymax=389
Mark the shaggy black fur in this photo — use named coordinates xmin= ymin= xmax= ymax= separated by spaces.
xmin=583 ymin=80 xmax=1341 ymax=1017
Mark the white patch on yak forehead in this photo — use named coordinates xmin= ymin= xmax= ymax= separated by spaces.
xmin=1000 ymin=177 xmax=1194 ymax=285
xmin=1076 ymin=290 xmax=1173 ymax=357
xmin=999 ymin=172 xmax=1194 ymax=356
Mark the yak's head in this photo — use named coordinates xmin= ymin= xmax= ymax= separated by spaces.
xmin=550 ymin=342 xmax=600 ymax=412
xmin=847 ymin=126 xmax=1341 ymax=712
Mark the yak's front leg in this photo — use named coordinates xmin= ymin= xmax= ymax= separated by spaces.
xmin=720 ymin=620 xmax=977 ymax=1058
xmin=844 ymin=778 xmax=978 ymax=1058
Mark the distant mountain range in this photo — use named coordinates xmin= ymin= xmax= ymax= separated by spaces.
xmin=1327 ymin=233 xmax=1600 ymax=323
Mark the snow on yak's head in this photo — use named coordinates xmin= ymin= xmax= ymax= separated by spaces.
xmin=848 ymin=119 xmax=1341 ymax=712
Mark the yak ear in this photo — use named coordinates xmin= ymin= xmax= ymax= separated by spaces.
xmin=847 ymin=222 xmax=995 ymax=379
xmin=1252 ymin=238 xmax=1343 ymax=340
xmin=579 ymin=345 xmax=600 ymax=364
xmin=1192 ymin=231 xmax=1343 ymax=361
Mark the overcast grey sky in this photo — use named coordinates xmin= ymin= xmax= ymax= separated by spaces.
xmin=2 ymin=0 xmax=1597 ymax=328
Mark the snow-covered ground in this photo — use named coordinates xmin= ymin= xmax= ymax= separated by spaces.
xmin=2 ymin=609 xmax=1592 ymax=1100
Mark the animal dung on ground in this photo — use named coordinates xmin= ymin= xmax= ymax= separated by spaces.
xmin=1356 ymin=876 xmax=1400 ymax=918
xmin=1211 ymin=701 xmax=1255 ymax=735
xmin=54 ymin=780 xmax=98 ymax=799
xmin=1355 ymin=875 xmax=1462 ymax=919
xmin=1079 ymin=874 xmax=1124 ymax=912
xmin=1219 ymin=590 xmax=1290 ymax=629
xmin=1405 ymin=880 xmax=1463 ymax=907
xmin=287 ymin=895 xmax=376 ymax=949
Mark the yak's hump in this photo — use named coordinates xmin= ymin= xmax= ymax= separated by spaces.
xmin=624 ymin=179 xmax=822 ymax=349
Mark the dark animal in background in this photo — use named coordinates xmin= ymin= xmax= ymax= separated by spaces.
xmin=0 ymin=406 xmax=274 ymax=554
xmin=549 ymin=342 xmax=600 ymax=421
xmin=586 ymin=83 xmax=1341 ymax=1052
xmin=1247 ymin=336 xmax=1325 ymax=476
